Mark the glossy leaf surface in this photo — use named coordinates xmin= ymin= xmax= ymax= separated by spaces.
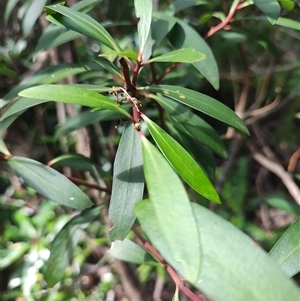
xmin=253 ymin=0 xmax=281 ymax=24
xmin=45 ymin=4 xmax=122 ymax=52
xmin=146 ymin=48 xmax=205 ymax=64
xmin=142 ymin=114 xmax=220 ymax=203
xmin=110 ymin=239 xmax=157 ymax=265
xmin=144 ymin=85 xmax=249 ymax=135
xmin=18 ymin=85 xmax=130 ymax=117
xmin=8 ymin=156 xmax=93 ymax=210
xmin=109 ymin=122 xmax=144 ymax=241
xmin=135 ymin=137 xmax=201 ymax=283
xmin=191 ymin=203 xmax=299 ymax=301
xmin=45 ymin=206 xmax=102 ymax=286
xmin=269 ymin=217 xmax=300 ymax=277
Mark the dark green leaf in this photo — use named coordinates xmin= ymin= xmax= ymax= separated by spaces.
xmin=45 ymin=4 xmax=122 ymax=52
xmin=151 ymin=94 xmax=227 ymax=158
xmin=269 ymin=217 xmax=300 ymax=277
xmin=7 ymin=156 xmax=94 ymax=210
xmin=109 ymin=122 xmax=144 ymax=241
xmin=135 ymin=137 xmax=201 ymax=283
xmin=134 ymin=0 xmax=153 ymax=59
xmin=94 ymin=58 xmax=124 ymax=79
xmin=146 ymin=48 xmax=205 ymax=64
xmin=253 ymin=0 xmax=281 ymax=24
xmin=192 ymin=203 xmax=299 ymax=301
xmin=18 ymin=85 xmax=131 ymax=117
xmin=144 ymin=85 xmax=249 ymax=135
xmin=45 ymin=205 xmax=102 ymax=286
xmin=168 ymin=0 xmax=208 ymax=13
xmin=142 ymin=114 xmax=220 ymax=203
xmin=169 ymin=20 xmax=219 ymax=90
xmin=110 ymin=239 xmax=157 ymax=265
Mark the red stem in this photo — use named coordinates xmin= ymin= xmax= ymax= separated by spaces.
xmin=119 ymin=58 xmax=136 ymax=91
xmin=205 ymin=0 xmax=241 ymax=39
xmin=132 ymin=59 xmax=142 ymax=86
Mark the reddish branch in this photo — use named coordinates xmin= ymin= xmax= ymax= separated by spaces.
xmin=132 ymin=227 xmax=205 ymax=301
xmin=205 ymin=0 xmax=242 ymax=39
xmin=119 ymin=58 xmax=136 ymax=91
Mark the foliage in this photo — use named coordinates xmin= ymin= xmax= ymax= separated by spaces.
xmin=1 ymin=0 xmax=299 ymax=300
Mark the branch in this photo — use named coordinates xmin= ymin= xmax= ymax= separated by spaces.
xmin=119 ymin=58 xmax=136 ymax=91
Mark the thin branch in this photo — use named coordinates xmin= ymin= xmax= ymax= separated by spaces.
xmin=119 ymin=58 xmax=136 ymax=91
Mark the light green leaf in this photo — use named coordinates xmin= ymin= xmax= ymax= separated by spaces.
xmin=269 ymin=217 xmax=300 ymax=277
xmin=1 ymin=64 xmax=88 ymax=108
xmin=143 ymin=85 xmax=249 ymax=135
xmin=134 ymin=0 xmax=153 ymax=58
xmin=4 ymin=0 xmax=19 ymax=24
xmin=0 ymin=242 xmax=29 ymax=270
xmin=45 ymin=4 xmax=122 ymax=52
xmin=0 ymin=138 xmax=10 ymax=156
xmin=110 ymin=239 xmax=157 ymax=265
xmin=276 ymin=17 xmax=300 ymax=31
xmin=135 ymin=137 xmax=201 ymax=283
xmin=109 ymin=122 xmax=144 ymax=241
xmin=169 ymin=19 xmax=219 ymax=90
xmin=151 ymin=94 xmax=227 ymax=158
xmin=99 ymin=50 xmax=139 ymax=61
xmin=45 ymin=205 xmax=102 ymax=286
xmin=7 ymin=156 xmax=94 ymax=210
xmin=266 ymin=197 xmax=300 ymax=215
xmin=18 ymin=85 xmax=130 ymax=117
xmin=142 ymin=114 xmax=220 ymax=203
xmin=146 ymin=48 xmax=205 ymax=64
xmin=192 ymin=203 xmax=299 ymax=301
xmin=253 ymin=0 xmax=281 ymax=24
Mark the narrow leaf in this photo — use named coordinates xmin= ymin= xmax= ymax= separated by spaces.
xmin=168 ymin=0 xmax=208 ymax=13
xmin=169 ymin=20 xmax=219 ymax=90
xmin=109 ymin=122 xmax=144 ymax=241
xmin=269 ymin=217 xmax=300 ymax=277
xmin=110 ymin=239 xmax=157 ymax=265
xmin=146 ymin=48 xmax=205 ymax=64
xmin=151 ymin=94 xmax=227 ymax=158
xmin=142 ymin=114 xmax=220 ymax=203
xmin=134 ymin=0 xmax=153 ymax=58
xmin=18 ymin=85 xmax=130 ymax=117
xmin=144 ymin=85 xmax=249 ymax=135
xmin=253 ymin=0 xmax=281 ymax=25
xmin=45 ymin=206 xmax=102 ymax=286
xmin=0 ymin=138 xmax=11 ymax=156
xmin=135 ymin=137 xmax=201 ymax=283
xmin=45 ymin=4 xmax=122 ymax=52
xmin=7 ymin=156 xmax=93 ymax=210
xmin=192 ymin=203 xmax=299 ymax=301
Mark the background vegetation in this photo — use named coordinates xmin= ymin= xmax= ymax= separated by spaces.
xmin=0 ymin=0 xmax=299 ymax=300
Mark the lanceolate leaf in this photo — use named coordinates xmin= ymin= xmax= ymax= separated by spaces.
xmin=151 ymin=94 xmax=227 ymax=158
xmin=191 ymin=203 xmax=299 ymax=301
xmin=0 ymin=138 xmax=10 ymax=156
xmin=253 ymin=0 xmax=281 ymax=25
xmin=7 ymin=156 xmax=94 ymax=210
xmin=142 ymin=114 xmax=220 ymax=203
xmin=143 ymin=85 xmax=249 ymax=135
xmin=169 ymin=19 xmax=219 ymax=90
xmin=45 ymin=4 xmax=122 ymax=52
xmin=109 ymin=122 xmax=144 ymax=241
xmin=110 ymin=239 xmax=157 ymax=265
xmin=18 ymin=85 xmax=130 ymax=117
xmin=146 ymin=48 xmax=205 ymax=64
xmin=134 ymin=0 xmax=153 ymax=58
xmin=268 ymin=217 xmax=300 ymax=277
xmin=168 ymin=0 xmax=208 ymax=13
xmin=135 ymin=137 xmax=201 ymax=283
xmin=45 ymin=205 xmax=102 ymax=286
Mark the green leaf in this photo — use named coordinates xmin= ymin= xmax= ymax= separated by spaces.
xmin=169 ymin=20 xmax=219 ymax=90
xmin=144 ymin=85 xmax=249 ymax=135
xmin=7 ymin=156 xmax=94 ymax=210
xmin=151 ymin=94 xmax=227 ymax=158
xmin=135 ymin=136 xmax=201 ymax=283
xmin=44 ymin=4 xmax=122 ymax=52
xmin=18 ymin=85 xmax=131 ymax=117
xmin=142 ymin=114 xmax=220 ymax=203
xmin=269 ymin=217 xmax=300 ymax=277
xmin=109 ymin=122 xmax=144 ymax=241
xmin=276 ymin=17 xmax=300 ymax=31
xmin=134 ymin=0 xmax=153 ymax=59
xmin=146 ymin=48 xmax=205 ymax=64
xmin=4 ymin=0 xmax=19 ymax=24
xmin=94 ymin=58 xmax=124 ymax=79
xmin=1 ymin=64 xmax=88 ymax=108
xmin=253 ymin=0 xmax=281 ymax=24
xmin=168 ymin=0 xmax=208 ymax=13
xmin=110 ymin=239 xmax=157 ymax=265
xmin=45 ymin=205 xmax=102 ymax=286
xmin=0 ymin=138 xmax=10 ymax=156
xmin=0 ymin=242 xmax=29 ymax=270
xmin=266 ymin=197 xmax=300 ymax=215
xmin=192 ymin=203 xmax=299 ymax=301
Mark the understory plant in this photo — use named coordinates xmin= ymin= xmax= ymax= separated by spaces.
xmin=1 ymin=0 xmax=299 ymax=300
